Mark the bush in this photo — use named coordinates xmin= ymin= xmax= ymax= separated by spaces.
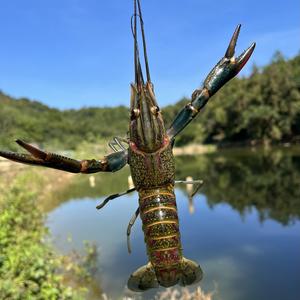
xmin=0 ymin=174 xmax=81 ymax=300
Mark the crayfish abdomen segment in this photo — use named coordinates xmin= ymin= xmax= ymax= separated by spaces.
xmin=139 ymin=186 xmax=183 ymax=287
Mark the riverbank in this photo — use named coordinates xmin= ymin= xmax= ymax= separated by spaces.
xmin=173 ymin=144 xmax=217 ymax=156
xmin=2 ymin=140 xmax=300 ymax=164
xmin=0 ymin=170 xmax=100 ymax=300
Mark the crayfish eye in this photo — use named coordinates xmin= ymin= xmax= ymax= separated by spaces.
xmin=150 ymin=106 xmax=159 ymax=115
xmin=131 ymin=108 xmax=140 ymax=120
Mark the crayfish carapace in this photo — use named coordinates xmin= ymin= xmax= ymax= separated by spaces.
xmin=0 ymin=0 xmax=255 ymax=292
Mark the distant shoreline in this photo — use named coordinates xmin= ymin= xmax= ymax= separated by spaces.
xmin=173 ymin=144 xmax=217 ymax=156
xmin=1 ymin=141 xmax=300 ymax=164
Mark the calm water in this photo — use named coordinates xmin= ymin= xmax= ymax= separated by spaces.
xmin=46 ymin=147 xmax=300 ymax=300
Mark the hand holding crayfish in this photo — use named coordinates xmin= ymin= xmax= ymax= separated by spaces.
xmin=0 ymin=0 xmax=255 ymax=292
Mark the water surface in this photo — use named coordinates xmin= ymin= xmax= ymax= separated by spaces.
xmin=46 ymin=147 xmax=300 ymax=299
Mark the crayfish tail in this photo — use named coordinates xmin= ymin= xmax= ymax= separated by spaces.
xmin=127 ymin=262 xmax=158 ymax=292
xmin=179 ymin=257 xmax=203 ymax=286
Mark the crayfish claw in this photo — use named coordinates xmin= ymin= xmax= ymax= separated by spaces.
xmin=16 ymin=139 xmax=47 ymax=160
xmin=235 ymin=42 xmax=256 ymax=73
xmin=225 ymin=24 xmax=241 ymax=58
xmin=224 ymin=25 xmax=256 ymax=74
xmin=0 ymin=150 xmax=42 ymax=164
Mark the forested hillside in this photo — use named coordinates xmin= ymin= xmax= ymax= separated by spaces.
xmin=0 ymin=52 xmax=299 ymax=151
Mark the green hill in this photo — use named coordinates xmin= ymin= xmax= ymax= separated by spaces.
xmin=1 ymin=51 xmax=299 ymax=151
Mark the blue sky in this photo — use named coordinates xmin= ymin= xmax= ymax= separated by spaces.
xmin=0 ymin=0 xmax=299 ymax=109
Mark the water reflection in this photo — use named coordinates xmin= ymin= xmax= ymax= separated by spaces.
xmin=40 ymin=168 xmax=131 ymax=213
xmin=43 ymin=147 xmax=300 ymax=225
xmin=44 ymin=147 xmax=300 ymax=299
xmin=176 ymin=147 xmax=300 ymax=225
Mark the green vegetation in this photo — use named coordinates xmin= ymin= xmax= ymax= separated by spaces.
xmin=0 ymin=171 xmax=99 ymax=299
xmin=1 ymin=52 xmax=300 ymax=151
xmin=0 ymin=94 xmax=129 ymax=151
xmin=164 ymin=52 xmax=300 ymax=146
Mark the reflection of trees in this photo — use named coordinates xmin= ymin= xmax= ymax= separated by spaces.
xmin=175 ymin=148 xmax=300 ymax=225
xmin=40 ymin=148 xmax=300 ymax=225
xmin=41 ymin=167 xmax=131 ymax=212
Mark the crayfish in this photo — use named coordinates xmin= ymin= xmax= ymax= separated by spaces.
xmin=0 ymin=0 xmax=255 ymax=291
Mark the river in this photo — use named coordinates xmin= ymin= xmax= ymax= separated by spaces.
xmin=44 ymin=147 xmax=300 ymax=299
